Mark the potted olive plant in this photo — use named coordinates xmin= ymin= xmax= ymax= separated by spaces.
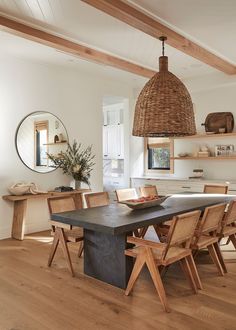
xmin=47 ymin=140 xmax=95 ymax=189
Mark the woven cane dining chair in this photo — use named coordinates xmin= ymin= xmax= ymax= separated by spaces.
xmin=218 ymin=200 xmax=236 ymax=251
xmin=47 ymin=196 xmax=84 ymax=277
xmin=85 ymin=192 xmax=110 ymax=208
xmin=191 ymin=203 xmax=227 ymax=276
xmin=125 ymin=210 xmax=202 ymax=312
xmin=115 ymin=188 xmax=138 ymax=202
xmin=203 ymin=184 xmax=228 ymax=194
xmin=115 ymin=188 xmax=141 ymax=237
xmin=139 ymin=185 xmax=173 ymax=240
xmin=140 ymin=185 xmax=158 ymax=197
xmin=138 ymin=185 xmax=164 ymax=239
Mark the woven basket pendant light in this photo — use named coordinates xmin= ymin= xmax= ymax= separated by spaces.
xmin=133 ymin=37 xmax=196 ymax=137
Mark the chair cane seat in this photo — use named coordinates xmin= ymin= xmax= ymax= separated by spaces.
xmin=51 ymin=227 xmax=83 ymax=242
xmin=220 ymin=225 xmax=236 ymax=238
xmin=125 ymin=245 xmax=192 ymax=266
xmin=65 ymin=227 xmax=84 ymax=243
xmin=191 ymin=235 xmax=218 ymax=249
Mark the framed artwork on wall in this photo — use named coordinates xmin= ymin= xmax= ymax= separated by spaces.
xmin=215 ymin=144 xmax=234 ymax=157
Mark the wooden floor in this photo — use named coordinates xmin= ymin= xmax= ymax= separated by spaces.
xmin=0 ymin=231 xmax=236 ymax=330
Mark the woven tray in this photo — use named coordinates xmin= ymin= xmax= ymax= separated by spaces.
xmin=119 ymin=196 xmax=168 ymax=210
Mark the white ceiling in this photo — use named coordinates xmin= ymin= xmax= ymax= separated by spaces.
xmin=0 ymin=30 xmax=147 ymax=87
xmin=0 ymin=0 xmax=235 ymax=84
xmin=132 ymin=0 xmax=236 ymax=63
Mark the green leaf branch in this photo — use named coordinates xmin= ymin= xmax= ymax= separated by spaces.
xmin=47 ymin=140 xmax=95 ymax=187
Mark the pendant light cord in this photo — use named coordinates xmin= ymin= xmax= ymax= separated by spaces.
xmin=159 ymin=36 xmax=167 ymax=56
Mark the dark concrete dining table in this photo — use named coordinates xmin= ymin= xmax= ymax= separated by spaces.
xmin=51 ymin=193 xmax=236 ymax=289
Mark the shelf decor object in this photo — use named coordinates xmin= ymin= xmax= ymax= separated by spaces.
xmin=132 ymin=36 xmax=196 ymax=137
xmin=201 ymin=112 xmax=234 ymax=133
xmin=215 ymin=144 xmax=234 ymax=157
xmin=43 ymin=141 xmax=67 ymax=146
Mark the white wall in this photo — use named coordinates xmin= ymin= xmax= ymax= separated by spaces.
xmin=130 ymin=73 xmax=236 ymax=181
xmin=129 ymin=90 xmax=145 ymax=178
xmin=0 ymin=54 xmax=133 ymax=239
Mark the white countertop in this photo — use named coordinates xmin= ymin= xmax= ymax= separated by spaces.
xmin=131 ymin=176 xmax=236 ymax=183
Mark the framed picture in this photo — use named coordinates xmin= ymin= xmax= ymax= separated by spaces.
xmin=215 ymin=144 xmax=234 ymax=157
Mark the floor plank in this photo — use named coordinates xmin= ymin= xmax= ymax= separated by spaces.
xmin=0 ymin=232 xmax=235 ymax=330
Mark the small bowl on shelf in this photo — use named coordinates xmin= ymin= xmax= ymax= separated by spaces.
xmin=178 ymin=152 xmax=190 ymax=157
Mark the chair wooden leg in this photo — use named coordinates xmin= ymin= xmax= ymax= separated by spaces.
xmin=133 ymin=229 xmax=140 ymax=237
xmin=48 ymin=228 xmax=60 ymax=267
xmin=192 ymin=249 xmax=199 ymax=259
xmin=187 ymin=254 xmax=203 ymax=290
xmin=125 ymin=252 xmax=146 ymax=296
xmin=213 ymin=242 xmax=227 ymax=274
xmin=159 ymin=265 xmax=166 ymax=277
xmin=58 ymin=228 xmax=75 ymax=277
xmin=208 ymin=244 xmax=224 ymax=276
xmin=229 ymin=234 xmax=236 ymax=249
xmin=180 ymin=257 xmax=198 ymax=294
xmin=78 ymin=241 xmax=84 ymax=258
xmin=225 ymin=237 xmax=231 ymax=245
xmin=153 ymin=224 xmax=162 ymax=239
xmin=145 ymin=248 xmax=170 ymax=313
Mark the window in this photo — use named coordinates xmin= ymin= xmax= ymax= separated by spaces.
xmin=34 ymin=121 xmax=48 ymax=167
xmin=145 ymin=138 xmax=174 ymax=173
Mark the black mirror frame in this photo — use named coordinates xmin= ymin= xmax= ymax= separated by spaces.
xmin=15 ymin=111 xmax=69 ymax=174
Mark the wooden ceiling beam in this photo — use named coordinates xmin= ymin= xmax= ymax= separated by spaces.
xmin=82 ymin=0 xmax=236 ymax=75
xmin=0 ymin=15 xmax=156 ymax=78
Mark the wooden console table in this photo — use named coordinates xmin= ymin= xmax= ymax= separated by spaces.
xmin=2 ymin=189 xmax=90 ymax=240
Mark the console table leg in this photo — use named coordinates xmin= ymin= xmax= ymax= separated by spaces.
xmin=12 ymin=200 xmax=27 ymax=240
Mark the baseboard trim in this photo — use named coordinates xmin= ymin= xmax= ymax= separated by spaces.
xmin=0 ymin=222 xmax=51 ymax=240
xmin=24 ymin=222 xmax=51 ymax=235
xmin=0 ymin=227 xmax=11 ymax=240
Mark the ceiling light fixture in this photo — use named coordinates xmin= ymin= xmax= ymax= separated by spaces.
xmin=132 ymin=36 xmax=196 ymax=137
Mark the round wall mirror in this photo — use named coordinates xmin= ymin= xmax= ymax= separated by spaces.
xmin=15 ymin=111 xmax=68 ymax=173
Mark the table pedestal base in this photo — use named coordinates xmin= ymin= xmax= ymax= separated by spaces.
xmin=84 ymin=229 xmax=133 ymax=289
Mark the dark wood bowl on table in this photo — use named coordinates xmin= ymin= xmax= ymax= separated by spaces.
xmin=119 ymin=195 xmax=168 ymax=210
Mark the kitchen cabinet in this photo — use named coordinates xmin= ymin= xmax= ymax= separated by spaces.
xmin=103 ymin=107 xmax=123 ymax=125
xmin=103 ymin=124 xmax=124 ymax=159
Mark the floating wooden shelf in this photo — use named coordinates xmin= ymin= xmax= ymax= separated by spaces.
xmin=171 ymin=156 xmax=236 ymax=160
xmin=172 ymin=132 xmax=236 ymax=140
xmin=43 ymin=142 xmax=67 ymax=146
